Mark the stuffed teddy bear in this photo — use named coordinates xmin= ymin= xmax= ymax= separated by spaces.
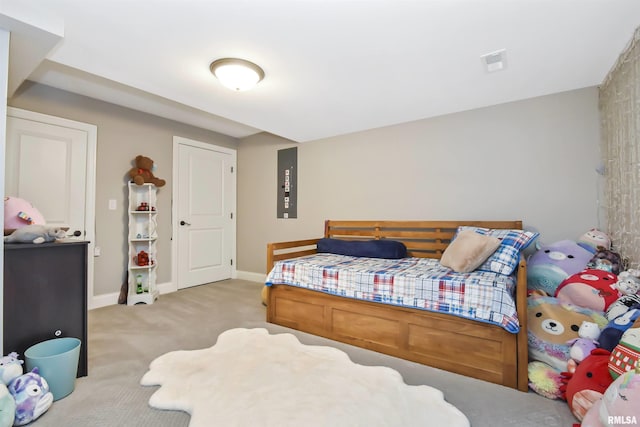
xmin=4 ymin=224 xmax=67 ymax=244
xmin=3 ymin=197 xmax=45 ymax=233
xmin=527 ymin=240 xmax=593 ymax=295
xmin=128 ymin=155 xmax=166 ymax=187
xmin=8 ymin=368 xmax=53 ymax=426
xmin=0 ymin=384 xmax=15 ymax=427
xmin=560 ymin=348 xmax=614 ymax=422
xmin=582 ymin=362 xmax=640 ymax=427
xmin=528 ymin=293 xmax=607 ymax=372
xmin=578 ymin=229 xmax=612 ymax=253
xmin=555 ymin=269 xmax=620 ymax=312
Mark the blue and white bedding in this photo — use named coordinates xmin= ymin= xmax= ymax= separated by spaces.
xmin=265 ymin=253 xmax=520 ymax=333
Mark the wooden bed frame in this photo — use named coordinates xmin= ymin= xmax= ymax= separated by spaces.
xmin=266 ymin=220 xmax=528 ymax=392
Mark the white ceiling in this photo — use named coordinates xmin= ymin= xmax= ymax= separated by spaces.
xmin=3 ymin=0 xmax=640 ymax=142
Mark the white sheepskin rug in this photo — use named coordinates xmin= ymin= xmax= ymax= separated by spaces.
xmin=140 ymin=328 xmax=470 ymax=427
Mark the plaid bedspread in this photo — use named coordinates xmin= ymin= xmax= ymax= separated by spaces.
xmin=265 ymin=253 xmax=520 ymax=333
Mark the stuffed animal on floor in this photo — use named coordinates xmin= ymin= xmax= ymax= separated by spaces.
xmin=578 ymin=229 xmax=612 ymax=253
xmin=582 ymin=362 xmax=640 ymax=427
xmin=7 ymin=368 xmax=53 ymax=426
xmin=606 ymin=294 xmax=640 ymax=321
xmin=527 ymin=240 xmax=593 ymax=295
xmin=528 ymin=293 xmax=607 ymax=372
xmin=586 ymin=247 xmax=622 ymax=275
xmin=3 ymin=197 xmax=45 ymax=232
xmin=567 ymin=321 xmax=602 ymax=364
xmin=609 ymin=323 xmax=640 ymax=379
xmin=0 ymin=352 xmax=23 ymax=386
xmin=613 ymin=270 xmax=640 ymax=296
xmin=560 ymin=348 xmax=614 ymax=422
xmin=600 ymin=309 xmax=640 ymax=352
xmin=0 ymin=384 xmax=15 ymax=427
xmin=128 ymin=155 xmax=166 ymax=187
xmin=528 ymin=361 xmax=565 ymax=399
xmin=4 ymin=224 xmax=67 ymax=244
xmin=555 ymin=269 xmax=619 ymax=312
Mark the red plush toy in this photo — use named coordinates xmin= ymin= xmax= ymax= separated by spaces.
xmin=561 ymin=348 xmax=614 ymax=422
xmin=555 ymin=269 xmax=619 ymax=312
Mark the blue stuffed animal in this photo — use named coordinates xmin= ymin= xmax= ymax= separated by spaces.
xmin=7 ymin=368 xmax=53 ymax=426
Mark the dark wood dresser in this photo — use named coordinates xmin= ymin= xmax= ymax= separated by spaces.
xmin=3 ymin=241 xmax=88 ymax=377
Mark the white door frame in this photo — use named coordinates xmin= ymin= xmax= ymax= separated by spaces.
xmin=6 ymin=107 xmax=97 ymax=309
xmin=171 ymin=136 xmax=237 ymax=292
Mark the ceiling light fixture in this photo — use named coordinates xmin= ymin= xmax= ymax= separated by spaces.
xmin=210 ymin=58 xmax=265 ymax=91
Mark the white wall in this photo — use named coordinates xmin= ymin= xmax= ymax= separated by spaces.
xmin=237 ymin=87 xmax=602 ymax=274
xmin=0 ymin=28 xmax=10 ymax=353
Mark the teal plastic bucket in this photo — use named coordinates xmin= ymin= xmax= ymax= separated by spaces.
xmin=25 ymin=337 xmax=81 ymax=401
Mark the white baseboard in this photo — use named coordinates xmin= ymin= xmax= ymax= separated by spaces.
xmin=236 ymin=270 xmax=266 ymax=283
xmin=89 ymin=281 xmax=175 ymax=310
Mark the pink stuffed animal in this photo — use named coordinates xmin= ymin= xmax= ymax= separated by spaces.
xmin=582 ymin=363 xmax=640 ymax=427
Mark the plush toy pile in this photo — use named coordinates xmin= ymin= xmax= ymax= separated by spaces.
xmin=526 ymin=228 xmax=640 ymax=425
xmin=0 ymin=352 xmax=53 ymax=426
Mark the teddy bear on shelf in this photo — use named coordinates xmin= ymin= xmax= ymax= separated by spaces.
xmin=128 ymin=155 xmax=166 ymax=187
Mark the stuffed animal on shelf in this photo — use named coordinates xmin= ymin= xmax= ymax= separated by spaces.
xmin=0 ymin=384 xmax=15 ymax=427
xmin=567 ymin=321 xmax=602 ymax=364
xmin=3 ymin=197 xmax=45 ymax=233
xmin=527 ymin=240 xmax=593 ymax=295
xmin=128 ymin=155 xmax=166 ymax=187
xmin=555 ymin=269 xmax=619 ymax=312
xmin=4 ymin=224 xmax=67 ymax=244
xmin=578 ymin=229 xmax=612 ymax=253
xmin=609 ymin=323 xmax=640 ymax=379
xmin=0 ymin=352 xmax=23 ymax=386
xmin=7 ymin=368 xmax=53 ymax=426
xmin=560 ymin=348 xmax=614 ymax=422
xmin=581 ymin=362 xmax=640 ymax=427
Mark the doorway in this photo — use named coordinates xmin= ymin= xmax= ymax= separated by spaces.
xmin=172 ymin=136 xmax=236 ymax=289
xmin=5 ymin=107 xmax=96 ymax=305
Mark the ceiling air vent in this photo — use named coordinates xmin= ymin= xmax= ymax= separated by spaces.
xmin=481 ymin=49 xmax=507 ymax=73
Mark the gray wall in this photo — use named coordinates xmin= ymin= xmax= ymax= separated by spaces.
xmin=238 ymin=87 xmax=602 ymax=274
xmin=9 ymin=82 xmax=238 ymax=296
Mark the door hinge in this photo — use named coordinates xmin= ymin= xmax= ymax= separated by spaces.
xmin=230 ymin=212 xmax=233 ymax=219
xmin=231 ymin=166 xmax=234 ymax=173
xmin=230 ymin=259 xmax=233 ymax=266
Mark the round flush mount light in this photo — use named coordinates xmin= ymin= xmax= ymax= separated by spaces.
xmin=209 ymin=58 xmax=265 ymax=91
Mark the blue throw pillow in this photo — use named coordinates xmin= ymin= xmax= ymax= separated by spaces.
xmin=317 ymin=238 xmax=407 ymax=259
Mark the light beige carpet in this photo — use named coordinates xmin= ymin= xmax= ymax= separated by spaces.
xmin=141 ymin=328 xmax=470 ymax=427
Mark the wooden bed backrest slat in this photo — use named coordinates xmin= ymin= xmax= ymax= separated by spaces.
xmin=324 ymin=220 xmax=523 ymax=259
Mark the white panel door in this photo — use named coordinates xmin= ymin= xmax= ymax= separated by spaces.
xmin=177 ymin=140 xmax=234 ymax=288
xmin=5 ymin=116 xmax=87 ymax=239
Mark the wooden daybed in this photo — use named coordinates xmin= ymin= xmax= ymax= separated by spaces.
xmin=266 ymin=220 xmax=528 ymax=392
